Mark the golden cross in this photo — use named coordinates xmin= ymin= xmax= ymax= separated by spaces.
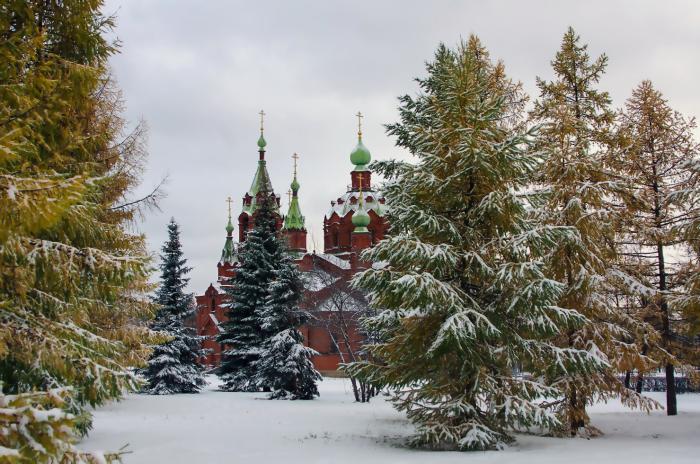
xmin=286 ymin=189 xmax=292 ymax=204
xmin=356 ymin=111 xmax=363 ymax=139
xmin=259 ymin=109 xmax=266 ymax=133
xmin=226 ymin=196 xmax=233 ymax=218
xmin=292 ymin=152 xmax=300 ymax=177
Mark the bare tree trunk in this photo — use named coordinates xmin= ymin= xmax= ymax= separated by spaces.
xmin=665 ymin=362 xmax=677 ymax=415
xmin=327 ymin=328 xmax=360 ymax=401
xmin=657 ymin=241 xmax=677 ymax=415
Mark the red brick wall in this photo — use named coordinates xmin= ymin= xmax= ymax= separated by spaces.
xmin=283 ymin=228 xmax=307 ymax=253
xmin=324 ymin=209 xmax=387 ymax=254
xmin=194 ymin=284 xmax=228 ymax=366
xmin=194 ymin=254 xmax=368 ymax=373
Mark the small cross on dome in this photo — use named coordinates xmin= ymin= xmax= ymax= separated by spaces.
xmin=356 ymin=111 xmax=363 ymax=139
xmin=292 ymin=152 xmax=299 ymax=177
xmin=259 ymin=109 xmax=266 ymax=133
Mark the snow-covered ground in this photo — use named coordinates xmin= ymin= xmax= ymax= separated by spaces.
xmin=80 ymin=376 xmax=700 ymax=463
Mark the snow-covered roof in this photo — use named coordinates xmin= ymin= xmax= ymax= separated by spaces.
xmin=316 ymin=253 xmax=351 ymax=270
xmin=211 ymin=281 xmax=226 ymax=293
xmin=208 ymin=313 xmax=221 ymax=333
xmin=325 ymin=189 xmax=386 ymax=219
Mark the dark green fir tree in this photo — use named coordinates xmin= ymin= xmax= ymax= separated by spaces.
xmin=257 ymin=253 xmax=321 ymax=399
xmin=143 ymin=218 xmax=205 ymax=394
xmin=217 ymin=190 xmax=280 ymax=391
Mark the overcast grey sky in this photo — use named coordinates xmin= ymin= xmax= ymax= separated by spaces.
xmin=103 ymin=0 xmax=700 ymax=294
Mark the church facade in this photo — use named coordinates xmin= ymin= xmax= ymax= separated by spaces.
xmin=194 ymin=114 xmax=388 ymax=374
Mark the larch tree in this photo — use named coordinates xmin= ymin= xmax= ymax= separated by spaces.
xmin=346 ymin=37 xmax=604 ymax=451
xmin=257 ymin=253 xmax=321 ymax=399
xmin=217 ymin=192 xmax=280 ymax=392
xmin=529 ymin=27 xmax=656 ymax=435
xmin=615 ymin=80 xmax=700 ymax=415
xmin=677 ymin=202 xmax=700 ymax=360
xmin=142 ymin=219 xmax=205 ymax=395
xmin=0 ymin=0 xmax=159 ymax=461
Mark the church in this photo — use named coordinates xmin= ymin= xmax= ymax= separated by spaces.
xmin=194 ymin=112 xmax=388 ymax=374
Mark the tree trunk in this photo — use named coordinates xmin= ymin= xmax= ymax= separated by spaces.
xmin=657 ymin=242 xmax=677 ymax=416
xmin=569 ymin=387 xmax=586 ymax=435
xmin=665 ymin=363 xmax=677 ymax=415
xmin=635 ymin=373 xmax=644 ymax=393
xmin=624 ymin=371 xmax=631 ymax=389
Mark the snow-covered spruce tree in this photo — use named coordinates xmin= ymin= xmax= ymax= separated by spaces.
xmin=143 ymin=219 xmax=205 ymax=394
xmin=257 ymin=253 xmax=321 ymax=399
xmin=345 ymin=36 xmax=604 ymax=451
xmin=1 ymin=1 xmax=159 ymax=461
xmin=615 ymin=80 xmax=700 ymax=414
xmin=217 ymin=191 xmax=280 ymax=391
xmin=529 ymin=27 xmax=657 ymax=434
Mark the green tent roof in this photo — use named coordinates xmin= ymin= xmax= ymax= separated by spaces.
xmin=220 ymin=217 xmax=237 ymax=265
xmin=283 ymin=175 xmax=305 ymax=230
xmin=242 ymin=159 xmax=278 ymax=215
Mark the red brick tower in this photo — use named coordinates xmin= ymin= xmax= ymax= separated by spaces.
xmin=281 ymin=152 xmax=307 ymax=254
xmin=238 ymin=110 xmax=283 ymax=241
xmin=323 ymin=112 xmax=388 ymax=256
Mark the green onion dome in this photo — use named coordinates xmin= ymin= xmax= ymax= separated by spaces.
xmin=350 ymin=139 xmax=371 ymax=167
xmin=352 ymin=204 xmax=370 ymax=228
xmin=291 ymin=177 xmax=300 ymax=193
xmin=225 ymin=217 xmax=234 ymax=235
xmin=257 ymin=133 xmax=267 ymax=150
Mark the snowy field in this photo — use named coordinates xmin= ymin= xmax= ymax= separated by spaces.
xmin=80 ymin=376 xmax=700 ymax=464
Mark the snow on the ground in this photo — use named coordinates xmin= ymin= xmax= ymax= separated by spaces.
xmin=80 ymin=376 xmax=700 ymax=464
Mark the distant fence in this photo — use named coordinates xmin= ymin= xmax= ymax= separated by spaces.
xmin=621 ymin=374 xmax=699 ymax=393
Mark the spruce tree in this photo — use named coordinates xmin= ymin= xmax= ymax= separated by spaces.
xmin=1 ymin=1 xmax=158 ymax=460
xmin=257 ymin=253 xmax=321 ymax=399
xmin=529 ymin=27 xmax=656 ymax=435
xmin=346 ymin=37 xmax=603 ymax=451
xmin=217 ymin=191 xmax=280 ymax=391
xmin=615 ymin=80 xmax=700 ymax=415
xmin=143 ymin=219 xmax=205 ymax=394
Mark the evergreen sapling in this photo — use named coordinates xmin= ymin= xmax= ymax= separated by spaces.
xmin=143 ymin=219 xmax=205 ymax=394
